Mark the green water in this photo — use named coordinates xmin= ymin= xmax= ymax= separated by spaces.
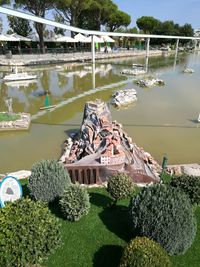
xmin=0 ymin=53 xmax=200 ymax=173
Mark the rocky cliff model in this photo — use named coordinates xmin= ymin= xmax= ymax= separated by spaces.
xmin=60 ymin=99 xmax=160 ymax=184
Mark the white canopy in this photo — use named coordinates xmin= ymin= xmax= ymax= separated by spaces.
xmin=0 ymin=34 xmax=19 ymax=41
xmin=56 ymin=36 xmax=77 ymax=42
xmin=85 ymin=35 xmax=104 ymax=43
xmin=74 ymin=33 xmax=89 ymax=42
xmin=101 ymin=35 xmax=115 ymax=42
xmin=10 ymin=33 xmax=32 ymax=42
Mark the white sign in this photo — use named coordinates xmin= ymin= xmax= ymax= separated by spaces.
xmin=0 ymin=176 xmax=22 ymax=207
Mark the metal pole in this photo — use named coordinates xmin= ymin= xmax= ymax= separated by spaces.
xmin=174 ymin=39 xmax=179 ymax=70
xmin=92 ymin=63 xmax=95 ymax=89
xmin=91 ymin=35 xmax=95 ymax=64
xmin=146 ymin=37 xmax=150 ymax=58
xmin=194 ymin=39 xmax=197 ymax=51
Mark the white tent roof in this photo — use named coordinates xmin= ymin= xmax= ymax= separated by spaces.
xmin=10 ymin=33 xmax=31 ymax=41
xmin=56 ymin=35 xmax=77 ymax=42
xmin=101 ymin=35 xmax=115 ymax=42
xmin=85 ymin=35 xmax=104 ymax=43
xmin=0 ymin=33 xmax=19 ymax=41
xmin=74 ymin=33 xmax=89 ymax=42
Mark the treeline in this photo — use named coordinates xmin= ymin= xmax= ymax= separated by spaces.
xmin=0 ymin=1 xmax=194 ymax=50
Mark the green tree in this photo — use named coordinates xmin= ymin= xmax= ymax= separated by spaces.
xmin=77 ymin=0 xmax=117 ymax=31
xmin=106 ymin=10 xmax=131 ymax=32
xmin=180 ymin=23 xmax=194 ymax=37
xmin=55 ymin=0 xmax=92 ymax=35
xmin=15 ymin=0 xmax=55 ymax=52
xmin=7 ymin=16 xmax=32 ymax=36
xmin=136 ymin=16 xmax=160 ymax=34
xmin=54 ymin=13 xmax=65 ymax=35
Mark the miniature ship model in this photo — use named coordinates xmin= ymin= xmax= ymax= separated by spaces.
xmin=111 ymin=89 xmax=137 ymax=107
xmin=183 ymin=68 xmax=194 ymax=73
xmin=3 ymin=67 xmax=37 ymax=82
xmin=121 ymin=68 xmax=146 ymax=76
xmin=60 ymin=100 xmax=160 ymax=185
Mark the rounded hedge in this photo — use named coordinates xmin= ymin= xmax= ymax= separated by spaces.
xmin=170 ymin=175 xmax=200 ymax=205
xmin=119 ymin=236 xmax=171 ymax=267
xmin=0 ymin=198 xmax=61 ymax=267
xmin=28 ymin=159 xmax=71 ymax=202
xmin=129 ymin=184 xmax=197 ymax=255
xmin=59 ymin=184 xmax=90 ymax=221
xmin=107 ymin=173 xmax=134 ymax=203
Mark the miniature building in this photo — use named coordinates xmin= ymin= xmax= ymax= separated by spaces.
xmin=60 ymin=99 xmax=161 ymax=185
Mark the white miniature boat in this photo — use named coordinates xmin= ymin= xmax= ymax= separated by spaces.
xmin=183 ymin=68 xmax=194 ymax=73
xmin=3 ymin=67 xmax=37 ymax=82
xmin=111 ymin=88 xmax=137 ymax=107
xmin=121 ymin=68 xmax=146 ymax=76
xmin=137 ymin=78 xmax=165 ymax=87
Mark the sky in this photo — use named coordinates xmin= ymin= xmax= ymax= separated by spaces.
xmin=0 ymin=0 xmax=200 ymax=33
xmin=113 ymin=0 xmax=200 ymax=29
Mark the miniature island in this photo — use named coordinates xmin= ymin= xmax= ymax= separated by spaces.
xmin=60 ymin=99 xmax=161 ymax=184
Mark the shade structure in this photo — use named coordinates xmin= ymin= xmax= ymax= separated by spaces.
xmin=56 ymin=36 xmax=77 ymax=42
xmin=74 ymin=33 xmax=89 ymax=42
xmin=10 ymin=33 xmax=31 ymax=41
xmin=85 ymin=35 xmax=104 ymax=43
xmin=101 ymin=35 xmax=115 ymax=42
xmin=0 ymin=33 xmax=19 ymax=41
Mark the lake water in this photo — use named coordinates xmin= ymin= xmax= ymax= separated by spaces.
xmin=0 ymin=52 xmax=200 ymax=173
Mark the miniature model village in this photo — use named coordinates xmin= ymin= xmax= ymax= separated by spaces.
xmin=60 ymin=99 xmax=161 ymax=184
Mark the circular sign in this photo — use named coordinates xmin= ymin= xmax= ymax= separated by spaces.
xmin=0 ymin=176 xmax=22 ymax=207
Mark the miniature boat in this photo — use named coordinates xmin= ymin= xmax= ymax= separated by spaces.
xmin=132 ymin=63 xmax=143 ymax=69
xmin=183 ymin=68 xmax=194 ymax=73
xmin=121 ymin=68 xmax=146 ymax=76
xmin=137 ymin=78 xmax=165 ymax=87
xmin=3 ymin=67 xmax=37 ymax=82
xmin=111 ymin=88 xmax=137 ymax=107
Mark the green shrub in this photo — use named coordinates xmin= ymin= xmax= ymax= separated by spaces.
xmin=28 ymin=159 xmax=71 ymax=202
xmin=59 ymin=184 xmax=90 ymax=221
xmin=119 ymin=236 xmax=171 ymax=267
xmin=107 ymin=173 xmax=134 ymax=204
xmin=129 ymin=184 xmax=197 ymax=255
xmin=0 ymin=198 xmax=61 ymax=267
xmin=170 ymin=175 xmax=200 ymax=204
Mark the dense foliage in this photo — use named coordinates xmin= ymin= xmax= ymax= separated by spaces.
xmin=59 ymin=184 xmax=90 ymax=221
xmin=8 ymin=16 xmax=32 ymax=36
xmin=170 ymin=175 xmax=200 ymax=205
xmin=119 ymin=236 xmax=171 ymax=267
xmin=129 ymin=184 xmax=197 ymax=255
xmin=0 ymin=198 xmax=61 ymax=267
xmin=107 ymin=173 xmax=134 ymax=204
xmin=28 ymin=159 xmax=71 ymax=202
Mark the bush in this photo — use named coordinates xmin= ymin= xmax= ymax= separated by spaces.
xmin=59 ymin=184 xmax=90 ymax=221
xmin=129 ymin=184 xmax=197 ymax=255
xmin=107 ymin=173 xmax=134 ymax=204
xmin=119 ymin=236 xmax=171 ymax=267
xmin=28 ymin=159 xmax=71 ymax=202
xmin=0 ymin=198 xmax=61 ymax=267
xmin=170 ymin=175 xmax=200 ymax=204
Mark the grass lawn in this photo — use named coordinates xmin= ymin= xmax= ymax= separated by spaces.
xmin=20 ymin=180 xmax=200 ymax=267
xmin=0 ymin=113 xmax=20 ymax=122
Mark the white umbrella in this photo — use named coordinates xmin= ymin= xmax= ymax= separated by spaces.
xmin=0 ymin=34 xmax=19 ymax=41
xmin=74 ymin=33 xmax=89 ymax=42
xmin=101 ymin=35 xmax=115 ymax=43
xmin=85 ymin=35 xmax=104 ymax=43
xmin=10 ymin=33 xmax=31 ymax=42
xmin=56 ymin=36 xmax=77 ymax=42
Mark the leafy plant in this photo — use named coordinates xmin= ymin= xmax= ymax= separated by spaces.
xmin=0 ymin=197 xmax=61 ymax=267
xmin=28 ymin=159 xmax=71 ymax=202
xmin=59 ymin=184 xmax=90 ymax=221
xmin=119 ymin=236 xmax=171 ymax=267
xmin=107 ymin=173 xmax=134 ymax=204
xmin=129 ymin=184 xmax=197 ymax=255
xmin=170 ymin=175 xmax=200 ymax=204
